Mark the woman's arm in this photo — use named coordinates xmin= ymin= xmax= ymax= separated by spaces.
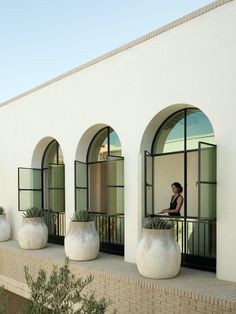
xmin=160 ymin=196 xmax=183 ymax=214
xmin=159 ymin=207 xmax=170 ymax=214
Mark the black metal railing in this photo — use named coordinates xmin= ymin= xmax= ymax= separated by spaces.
xmin=43 ymin=211 xmax=215 ymax=270
xmin=148 ymin=215 xmax=216 ymax=271
xmin=43 ymin=211 xmax=124 ymax=254
xmin=185 ymin=218 xmax=216 ymax=258
xmin=44 ymin=211 xmax=66 ymax=245
xmin=91 ymin=213 xmax=124 ymax=255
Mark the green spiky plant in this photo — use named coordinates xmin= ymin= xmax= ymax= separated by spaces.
xmin=144 ymin=217 xmax=172 ymax=229
xmin=71 ymin=210 xmax=93 ymax=222
xmin=0 ymin=286 xmax=8 ymax=314
xmin=21 ymin=257 xmax=112 ymax=314
xmin=22 ymin=207 xmax=44 ymax=218
xmin=0 ymin=206 xmax=6 ymax=215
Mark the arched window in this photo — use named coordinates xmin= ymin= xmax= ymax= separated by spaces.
xmin=75 ymin=126 xmax=124 ymax=255
xmin=144 ymin=108 xmax=216 ymax=270
xmin=88 ymin=127 xmax=122 ymax=162
xmin=152 ymin=108 xmax=215 ymax=154
xmin=146 ymin=108 xmax=216 ymax=218
xmin=145 ymin=108 xmax=216 ymax=217
xmin=87 ymin=127 xmax=123 ymax=214
xmin=18 ymin=139 xmax=65 ymax=244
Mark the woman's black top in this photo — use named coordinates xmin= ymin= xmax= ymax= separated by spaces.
xmin=169 ymin=195 xmax=181 ymax=216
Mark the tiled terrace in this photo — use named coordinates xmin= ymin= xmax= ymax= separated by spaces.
xmin=0 ymin=241 xmax=236 ymax=314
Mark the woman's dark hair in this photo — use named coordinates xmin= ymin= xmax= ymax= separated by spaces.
xmin=171 ymin=182 xmax=183 ymax=193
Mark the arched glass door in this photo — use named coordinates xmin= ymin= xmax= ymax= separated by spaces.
xmin=145 ymin=108 xmax=216 ymax=271
xmin=42 ymin=140 xmax=65 ymax=244
xmin=18 ymin=139 xmax=65 ymax=244
xmin=75 ymin=127 xmax=124 ymax=255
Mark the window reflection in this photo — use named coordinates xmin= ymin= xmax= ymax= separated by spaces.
xmin=186 ymin=109 xmax=215 ymax=150
xmin=153 ymin=109 xmax=215 ymax=154
xmin=43 ymin=140 xmax=64 ymax=167
xmin=88 ymin=128 xmax=122 ymax=162
xmin=153 ymin=111 xmax=184 ymax=154
xmin=42 ymin=140 xmax=64 ymax=212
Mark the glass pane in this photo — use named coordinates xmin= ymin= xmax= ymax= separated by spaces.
xmin=107 ymin=187 xmax=124 ymax=214
xmin=88 ymin=128 xmax=122 ymax=162
xmin=187 ymin=219 xmax=216 ymax=257
xmin=19 ymin=168 xmax=42 ymax=189
xmin=49 ymin=190 xmax=65 ymax=212
xmin=187 ymin=151 xmax=198 ymax=217
xmin=19 ymin=191 xmax=42 ymax=211
xmin=145 ymin=153 xmax=153 ymax=216
xmin=49 ymin=164 xmax=64 ymax=189
xmin=109 ymin=130 xmax=122 ymax=156
xmin=153 ymin=111 xmax=184 ymax=154
xmin=108 ymin=156 xmax=124 ymax=186
xmin=200 ymin=144 xmax=216 ymax=182
xmin=200 ymin=183 xmax=216 ymax=219
xmin=88 ymin=128 xmax=108 ymax=162
xmin=154 ymin=153 xmax=184 ymax=215
xmin=75 ymin=161 xmax=87 ymax=188
xmin=187 ymin=109 xmax=215 ymax=150
xmin=146 ymin=154 xmax=153 ymax=186
xmin=43 ymin=168 xmax=49 ymax=209
xmin=58 ymin=145 xmax=64 ymax=164
xmin=76 ymin=189 xmax=87 ymax=210
xmin=146 ymin=186 xmax=153 ymax=216
xmin=88 ymin=162 xmax=107 ymax=213
xmin=43 ymin=141 xmax=58 ymax=167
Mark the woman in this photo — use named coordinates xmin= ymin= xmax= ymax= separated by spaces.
xmin=160 ymin=182 xmax=183 ymax=216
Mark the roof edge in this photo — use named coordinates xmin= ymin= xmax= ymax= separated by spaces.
xmin=0 ymin=0 xmax=232 ymax=108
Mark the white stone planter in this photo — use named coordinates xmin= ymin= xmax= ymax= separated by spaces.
xmin=0 ymin=214 xmax=10 ymax=241
xmin=136 ymin=228 xmax=181 ymax=279
xmin=18 ymin=217 xmax=48 ymax=249
xmin=65 ymin=221 xmax=100 ymax=261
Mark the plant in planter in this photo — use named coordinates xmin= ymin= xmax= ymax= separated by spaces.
xmin=0 ymin=206 xmax=10 ymax=242
xmin=18 ymin=207 xmax=48 ymax=250
xmin=65 ymin=210 xmax=100 ymax=261
xmin=136 ymin=217 xmax=181 ymax=279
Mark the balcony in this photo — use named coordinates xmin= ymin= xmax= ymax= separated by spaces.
xmin=0 ymin=240 xmax=236 ymax=313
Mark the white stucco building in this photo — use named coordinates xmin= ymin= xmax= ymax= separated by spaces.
xmin=0 ymin=0 xmax=236 ymax=287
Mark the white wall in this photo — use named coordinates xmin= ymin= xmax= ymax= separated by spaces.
xmin=0 ymin=1 xmax=236 ymax=281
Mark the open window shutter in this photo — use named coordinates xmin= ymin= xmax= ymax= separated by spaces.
xmin=144 ymin=151 xmax=154 ymax=216
xmin=75 ymin=161 xmax=88 ymax=210
xmin=107 ymin=155 xmax=124 ymax=215
xmin=18 ymin=167 xmax=42 ymax=211
xmin=48 ymin=163 xmax=65 ymax=212
xmin=198 ymin=142 xmax=217 ymax=220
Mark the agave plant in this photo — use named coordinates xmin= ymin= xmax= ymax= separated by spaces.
xmin=71 ymin=210 xmax=93 ymax=222
xmin=144 ymin=217 xmax=172 ymax=229
xmin=0 ymin=206 xmax=6 ymax=215
xmin=22 ymin=207 xmax=44 ymax=218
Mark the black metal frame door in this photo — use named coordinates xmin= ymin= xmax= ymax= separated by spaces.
xmin=43 ymin=163 xmax=65 ymax=244
xmin=182 ymin=142 xmax=216 ymax=271
xmin=144 ymin=151 xmax=154 ymax=217
xmin=102 ymin=154 xmax=124 ymax=255
xmin=75 ymin=160 xmax=88 ymax=211
xmin=197 ymin=141 xmax=216 ymax=269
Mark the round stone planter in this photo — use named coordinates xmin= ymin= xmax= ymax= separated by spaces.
xmin=0 ymin=214 xmax=10 ymax=241
xmin=136 ymin=228 xmax=181 ymax=279
xmin=65 ymin=221 xmax=100 ymax=261
xmin=18 ymin=217 xmax=48 ymax=249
